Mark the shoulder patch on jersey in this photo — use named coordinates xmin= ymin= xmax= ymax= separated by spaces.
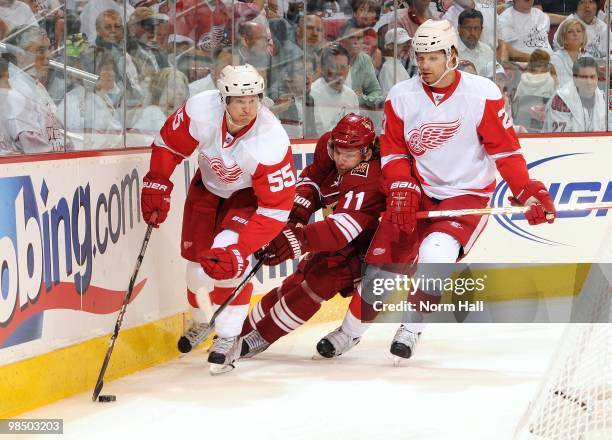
xmin=350 ymin=162 xmax=370 ymax=177
xmin=551 ymin=95 xmax=571 ymax=113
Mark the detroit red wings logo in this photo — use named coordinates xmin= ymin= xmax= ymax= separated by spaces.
xmin=406 ymin=119 xmax=462 ymax=156
xmin=202 ymin=154 xmax=244 ymax=184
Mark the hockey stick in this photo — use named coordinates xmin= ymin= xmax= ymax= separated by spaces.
xmin=92 ymin=220 xmax=155 ymax=402
xmin=209 ymin=258 xmax=266 ymax=327
xmin=178 ymin=257 xmax=266 ymax=353
xmin=416 ymin=202 xmax=612 ymax=219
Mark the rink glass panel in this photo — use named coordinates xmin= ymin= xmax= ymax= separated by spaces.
xmin=0 ymin=0 xmax=68 ymax=154
xmin=64 ymin=0 xmax=125 ymax=150
xmin=2 ymin=0 xmax=611 ymax=156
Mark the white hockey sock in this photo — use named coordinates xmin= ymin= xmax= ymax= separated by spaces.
xmin=401 ymin=322 xmax=427 ymax=333
xmin=186 ymin=261 xmax=214 ymax=324
xmin=341 ymin=309 xmax=371 ymax=338
xmin=190 ymin=304 xmax=210 ymax=324
xmin=213 ymin=304 xmax=250 ymax=338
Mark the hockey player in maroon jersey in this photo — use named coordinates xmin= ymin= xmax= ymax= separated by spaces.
xmin=239 ymin=113 xmax=385 ymax=359
xmin=325 ymin=19 xmax=557 ymax=362
xmin=139 ymin=64 xmax=296 ymax=374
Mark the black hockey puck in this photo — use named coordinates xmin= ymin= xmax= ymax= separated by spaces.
xmin=98 ymin=395 xmax=116 ymax=402
xmin=177 ymin=336 xmax=192 ymax=353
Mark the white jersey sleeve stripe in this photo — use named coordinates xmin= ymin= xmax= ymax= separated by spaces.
xmin=296 ymin=177 xmax=321 ymax=195
xmin=322 ymin=191 xmax=340 ymax=198
xmin=338 ymin=213 xmax=362 ymax=233
xmin=256 ymin=207 xmax=290 ymax=222
xmin=152 ymin=135 xmax=190 ymax=158
xmin=328 ymin=214 xmax=359 ymax=241
xmin=381 ymin=154 xmax=410 ymax=168
xmin=329 ymin=213 xmax=361 ymax=239
xmin=330 ymin=217 xmax=354 ymax=242
xmin=488 ymin=150 xmax=523 ymax=160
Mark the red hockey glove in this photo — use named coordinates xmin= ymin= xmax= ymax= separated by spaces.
xmin=141 ymin=172 xmax=173 ymax=227
xmin=255 ymin=225 xmax=305 ymax=266
xmin=200 ymin=245 xmax=247 ymax=280
xmin=509 ymin=179 xmax=556 ymax=225
xmin=381 ymin=180 xmax=421 ymax=233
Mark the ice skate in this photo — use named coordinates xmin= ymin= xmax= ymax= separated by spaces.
xmin=177 ymin=321 xmax=211 ymax=354
xmin=390 ymin=325 xmax=420 ymax=366
xmin=208 ymin=335 xmax=241 ymax=375
xmin=314 ymin=327 xmax=361 ymax=359
xmin=240 ymin=330 xmax=270 ymax=358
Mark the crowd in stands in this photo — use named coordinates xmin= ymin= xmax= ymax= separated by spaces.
xmin=0 ymin=0 xmax=611 ymax=154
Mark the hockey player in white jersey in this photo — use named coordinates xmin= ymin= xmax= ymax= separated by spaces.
xmin=322 ymin=19 xmax=557 ymax=362
xmin=140 ymin=64 xmax=296 ymax=374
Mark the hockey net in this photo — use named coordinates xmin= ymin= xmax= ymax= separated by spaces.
xmin=514 ymin=262 xmax=612 ymax=440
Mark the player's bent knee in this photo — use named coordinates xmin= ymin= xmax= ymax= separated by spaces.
xmin=418 ymin=232 xmax=461 ymax=264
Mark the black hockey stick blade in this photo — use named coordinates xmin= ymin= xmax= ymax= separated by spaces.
xmin=92 ymin=380 xmax=104 ymax=402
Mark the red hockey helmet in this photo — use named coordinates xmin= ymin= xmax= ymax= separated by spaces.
xmin=329 ymin=113 xmax=376 ymax=154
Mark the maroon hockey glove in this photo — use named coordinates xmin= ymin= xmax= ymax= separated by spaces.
xmin=256 ymin=225 xmax=305 ymax=266
xmin=509 ymin=180 xmax=556 ymax=226
xmin=381 ymin=180 xmax=421 ymax=234
xmin=141 ymin=172 xmax=173 ymax=227
xmin=289 ymin=191 xmax=317 ymax=227
xmin=200 ymin=245 xmax=247 ymax=280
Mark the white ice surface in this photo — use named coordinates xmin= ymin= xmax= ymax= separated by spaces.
xmin=18 ymin=323 xmax=566 ymax=440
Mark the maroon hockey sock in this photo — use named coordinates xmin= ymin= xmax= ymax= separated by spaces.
xmin=257 ymin=285 xmax=322 ymax=344
xmin=241 ymin=286 xmax=283 ymax=336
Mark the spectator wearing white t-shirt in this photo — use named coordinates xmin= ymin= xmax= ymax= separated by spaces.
xmin=443 ymin=0 xmax=495 ymax=45
xmin=0 ymin=0 xmax=38 ymax=33
xmin=456 ymin=8 xmax=495 ymax=78
xmin=498 ymin=0 xmax=552 ymax=62
xmin=378 ymin=27 xmax=412 ymax=97
xmin=553 ymin=0 xmax=609 ymax=59
xmin=310 ymin=44 xmax=359 ymax=136
xmin=0 ymin=55 xmax=66 ymax=153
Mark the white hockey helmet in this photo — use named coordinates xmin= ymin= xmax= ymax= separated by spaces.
xmin=412 ymin=19 xmax=458 ymax=55
xmin=217 ymin=64 xmax=265 ymax=102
